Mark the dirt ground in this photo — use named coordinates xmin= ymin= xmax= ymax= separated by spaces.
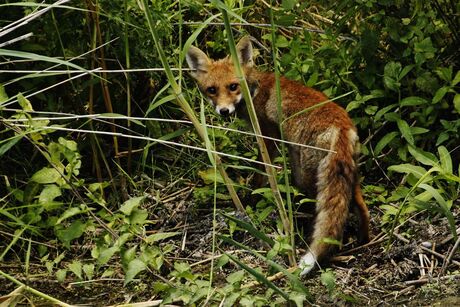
xmin=1 ymin=183 xmax=459 ymax=306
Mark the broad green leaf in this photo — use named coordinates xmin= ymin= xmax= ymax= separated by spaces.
xmin=56 ymin=206 xmax=85 ymax=225
xmin=383 ymin=61 xmax=401 ymax=91
xmin=55 ymin=220 xmax=86 ymax=248
xmin=408 ymin=146 xmax=438 ymax=166
xmin=397 ymin=119 xmax=414 ymax=145
xmin=453 ymin=94 xmax=460 ymax=114
xmin=198 ymin=168 xmax=224 ymax=184
xmin=0 ymin=135 xmax=23 ymax=157
xmin=0 ymin=84 xmax=8 ymax=104
xmin=452 ymin=70 xmax=460 ymax=86
xmin=17 ymin=93 xmax=33 ymax=111
xmin=400 ymin=96 xmax=427 ymax=107
xmin=388 ymin=164 xmax=427 ymax=179
xmin=31 ymin=167 xmax=61 ymax=184
xmin=68 ymin=260 xmax=82 ymax=279
xmin=83 ymin=264 xmax=95 ymax=280
xmin=145 ymin=232 xmax=180 ymax=243
xmin=438 ymin=146 xmax=452 ymax=174
xmin=226 ymin=270 xmax=245 ymax=284
xmin=432 ymin=86 xmax=449 ymax=104
xmin=124 ymin=259 xmax=146 ymax=285
xmin=320 ymin=270 xmax=336 ymax=295
xmin=97 ymin=246 xmax=119 ymax=265
xmin=374 ymin=132 xmax=398 ymax=156
xmin=56 ymin=269 xmax=67 ymax=282
xmin=119 ymin=196 xmax=145 ymax=215
xmin=38 ymin=184 xmax=62 ymax=204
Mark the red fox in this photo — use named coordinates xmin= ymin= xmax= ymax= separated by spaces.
xmin=186 ymin=36 xmax=370 ymax=276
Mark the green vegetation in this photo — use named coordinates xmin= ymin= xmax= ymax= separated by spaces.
xmin=0 ymin=0 xmax=459 ymax=305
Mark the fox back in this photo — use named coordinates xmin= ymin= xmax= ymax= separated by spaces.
xmin=186 ymin=37 xmax=370 ymax=276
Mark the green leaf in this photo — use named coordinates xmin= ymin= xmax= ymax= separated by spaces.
xmin=68 ymin=260 xmax=82 ymax=279
xmin=55 ymin=220 xmax=86 ymax=248
xmin=56 ymin=206 xmax=85 ymax=225
xmin=226 ymin=270 xmax=245 ymax=284
xmin=198 ymin=168 xmax=224 ymax=184
xmin=374 ymin=132 xmax=398 ymax=156
xmin=452 ymin=70 xmax=460 ymax=86
xmin=281 ymin=0 xmax=296 ymax=10
xmin=56 ymin=269 xmax=67 ymax=282
xmin=320 ymin=270 xmax=336 ymax=295
xmin=453 ymin=94 xmax=460 ymax=114
xmin=38 ymin=184 xmax=62 ymax=204
xmin=438 ymin=146 xmax=452 ymax=173
xmin=97 ymin=246 xmax=119 ymax=265
xmin=383 ymin=61 xmax=401 ymax=91
xmin=17 ymin=93 xmax=33 ymax=111
xmin=0 ymin=84 xmax=8 ymax=104
xmin=83 ymin=264 xmax=95 ymax=280
xmin=145 ymin=232 xmax=181 ymax=243
xmin=388 ymin=164 xmax=427 ymax=179
xmin=119 ymin=196 xmax=145 ymax=215
xmin=432 ymin=86 xmax=449 ymax=104
xmin=400 ymin=96 xmax=427 ymax=107
xmin=124 ymin=259 xmax=147 ymax=285
xmin=408 ymin=146 xmax=438 ymax=166
xmin=397 ymin=119 xmax=414 ymax=145
xmin=31 ymin=167 xmax=61 ymax=184
xmin=0 ymin=135 xmax=23 ymax=158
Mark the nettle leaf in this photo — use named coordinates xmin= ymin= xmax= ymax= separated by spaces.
xmin=383 ymin=61 xmax=402 ymax=91
xmin=396 ymin=119 xmax=414 ymax=145
xmin=119 ymin=196 xmax=145 ymax=215
xmin=38 ymin=184 xmax=62 ymax=204
xmin=146 ymin=232 xmax=181 ymax=243
xmin=68 ymin=260 xmax=82 ymax=279
xmin=56 ymin=206 xmax=86 ymax=225
xmin=97 ymin=246 xmax=119 ymax=265
xmin=320 ymin=270 xmax=336 ymax=295
xmin=226 ymin=269 xmax=245 ymax=284
xmin=55 ymin=220 xmax=87 ymax=248
xmin=124 ymin=259 xmax=147 ymax=285
xmin=31 ymin=167 xmax=61 ymax=184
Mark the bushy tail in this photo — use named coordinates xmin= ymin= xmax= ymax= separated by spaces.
xmin=299 ymin=129 xmax=357 ymax=276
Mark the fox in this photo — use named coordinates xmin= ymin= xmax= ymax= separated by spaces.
xmin=186 ymin=36 xmax=370 ymax=276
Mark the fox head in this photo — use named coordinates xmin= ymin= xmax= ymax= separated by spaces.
xmin=186 ymin=37 xmax=255 ymax=116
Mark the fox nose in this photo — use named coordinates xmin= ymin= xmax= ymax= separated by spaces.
xmin=219 ymin=108 xmax=230 ymax=116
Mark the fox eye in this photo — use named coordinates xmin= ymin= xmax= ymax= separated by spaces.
xmin=206 ymin=86 xmax=217 ymax=95
xmin=229 ymin=83 xmax=239 ymax=91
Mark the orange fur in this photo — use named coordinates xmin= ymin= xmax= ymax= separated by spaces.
xmin=186 ymin=37 xmax=370 ymax=276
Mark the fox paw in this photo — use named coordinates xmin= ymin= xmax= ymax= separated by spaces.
xmin=298 ymin=252 xmax=317 ymax=277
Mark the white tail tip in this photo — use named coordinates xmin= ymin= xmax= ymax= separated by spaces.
xmin=299 ymin=252 xmax=317 ymax=277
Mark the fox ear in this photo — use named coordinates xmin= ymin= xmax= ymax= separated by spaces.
xmin=186 ymin=46 xmax=211 ymax=78
xmin=236 ymin=36 xmax=253 ymax=67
